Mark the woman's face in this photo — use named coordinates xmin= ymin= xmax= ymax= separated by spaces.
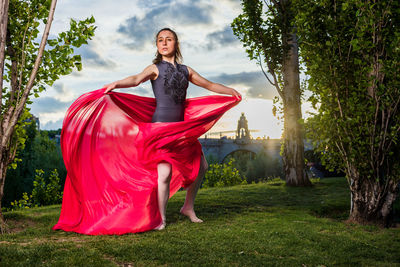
xmin=156 ymin=30 xmax=176 ymax=58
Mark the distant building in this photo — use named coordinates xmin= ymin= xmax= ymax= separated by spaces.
xmin=54 ymin=134 xmax=61 ymax=144
xmin=199 ymin=112 xmax=282 ymax=162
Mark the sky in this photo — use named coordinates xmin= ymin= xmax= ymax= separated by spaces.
xmin=29 ymin=0 xmax=312 ymax=139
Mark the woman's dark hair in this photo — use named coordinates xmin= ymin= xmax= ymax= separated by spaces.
xmin=152 ymin=28 xmax=183 ymax=64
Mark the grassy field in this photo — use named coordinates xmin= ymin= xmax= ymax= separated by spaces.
xmin=0 ymin=177 xmax=399 ymax=266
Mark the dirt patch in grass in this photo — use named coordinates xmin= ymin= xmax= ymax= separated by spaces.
xmin=50 ymin=236 xmax=88 ymax=243
xmin=343 ymin=218 xmax=400 ymax=229
xmin=0 ymin=236 xmax=89 ymax=247
xmin=4 ymin=218 xmax=37 ymax=233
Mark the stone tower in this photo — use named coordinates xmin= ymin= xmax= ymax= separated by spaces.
xmin=236 ymin=112 xmax=250 ymax=142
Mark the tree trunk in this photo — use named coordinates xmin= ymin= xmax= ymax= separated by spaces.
xmin=282 ymin=29 xmax=311 ymax=187
xmin=0 ymin=157 xmax=9 ymax=233
xmin=0 ymin=0 xmax=10 ymax=232
xmin=348 ymin=171 xmax=399 ymax=227
xmin=0 ymin=0 xmax=9 ymax=98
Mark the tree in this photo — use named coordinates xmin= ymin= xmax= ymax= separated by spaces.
xmin=232 ymin=0 xmax=311 ymax=186
xmin=0 ymin=0 xmax=95 ymax=231
xmin=295 ymin=0 xmax=400 ymax=226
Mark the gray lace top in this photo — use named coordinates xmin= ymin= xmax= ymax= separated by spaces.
xmin=151 ymin=60 xmax=189 ymax=122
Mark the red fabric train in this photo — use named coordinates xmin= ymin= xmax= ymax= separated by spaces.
xmin=52 ymin=89 xmax=241 ymax=235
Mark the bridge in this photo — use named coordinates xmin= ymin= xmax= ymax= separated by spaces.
xmin=199 ymin=113 xmax=282 ymax=162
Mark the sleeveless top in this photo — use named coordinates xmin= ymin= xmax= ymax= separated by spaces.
xmin=151 ymin=60 xmax=189 ymax=122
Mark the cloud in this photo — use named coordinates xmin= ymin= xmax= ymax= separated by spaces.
xmin=53 ymin=83 xmax=65 ymax=95
xmin=41 ymin=118 xmax=64 ymax=131
xmin=206 ymin=26 xmax=239 ymax=50
xmin=117 ymin=1 xmax=213 ymax=49
xmin=75 ymin=45 xmax=116 ymax=69
xmin=117 ymin=86 xmax=153 ymax=97
xmin=50 ymin=82 xmax=76 ymax=102
xmin=136 ymin=0 xmax=175 ymax=9
xmin=210 ymin=71 xmax=278 ymax=99
xmin=29 ymin=96 xmax=72 ymax=114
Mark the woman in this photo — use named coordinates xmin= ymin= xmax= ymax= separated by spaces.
xmin=52 ymin=28 xmax=241 ymax=235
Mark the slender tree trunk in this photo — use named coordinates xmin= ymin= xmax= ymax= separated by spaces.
xmin=0 ymin=0 xmax=9 ymax=96
xmin=0 ymin=159 xmax=8 ymax=232
xmin=0 ymin=0 xmax=10 ymax=233
xmin=282 ymin=29 xmax=311 ymax=187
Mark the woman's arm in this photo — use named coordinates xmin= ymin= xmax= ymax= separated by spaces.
xmin=103 ymin=64 xmax=158 ymax=93
xmin=187 ymin=66 xmax=241 ymax=97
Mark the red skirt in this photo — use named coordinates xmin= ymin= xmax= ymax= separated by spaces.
xmin=52 ymin=88 xmax=241 ymax=235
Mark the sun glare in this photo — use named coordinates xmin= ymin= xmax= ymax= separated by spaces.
xmin=205 ymin=98 xmax=283 ymax=139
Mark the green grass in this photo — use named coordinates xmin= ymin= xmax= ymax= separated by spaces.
xmin=0 ymin=177 xmax=399 ymax=266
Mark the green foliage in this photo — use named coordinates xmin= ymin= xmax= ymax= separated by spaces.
xmin=295 ymin=0 xmax=400 ymax=183
xmin=45 ymin=128 xmax=61 ymax=139
xmin=7 ymin=169 xmax=62 ymax=211
xmin=2 ymin=0 xmax=95 ymax=174
xmin=31 ymin=130 xmax=65 ymax=178
xmin=31 ymin=169 xmax=46 ymax=206
xmin=225 ymin=151 xmax=283 ymax=183
xmin=9 ymin=192 xmax=34 ymax=210
xmin=224 ymin=151 xmax=254 ymax=174
xmin=31 ymin=169 xmax=62 ymax=206
xmin=245 ymin=151 xmax=283 ymax=183
xmin=4 ymin=113 xmax=39 ymax=205
xmin=231 ymin=0 xmax=289 ymax=75
xmin=232 ymin=0 xmax=285 ymax=115
xmin=9 ymin=109 xmax=33 ymax=170
xmin=45 ymin=169 xmax=62 ymax=204
xmin=5 ymin=0 xmax=96 ymax=97
xmin=205 ymin=153 xmax=219 ymax=165
xmin=203 ymin=159 xmax=247 ymax=188
xmin=4 ymin=127 xmax=66 ymax=207
xmin=231 ymin=0 xmax=297 ymax=108
xmin=304 ymin=149 xmax=320 ymax=165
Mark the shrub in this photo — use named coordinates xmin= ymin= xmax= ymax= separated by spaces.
xmin=44 ymin=169 xmax=63 ymax=205
xmin=31 ymin=169 xmax=47 ymax=206
xmin=202 ymin=158 xmax=247 ymax=188
xmin=32 ymin=169 xmax=62 ymax=206
xmin=10 ymin=192 xmax=35 ymax=210
xmin=6 ymin=169 xmax=63 ymax=211
xmin=4 ymin=128 xmax=66 ymax=208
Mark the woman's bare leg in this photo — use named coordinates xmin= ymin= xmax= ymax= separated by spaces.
xmin=155 ymin=162 xmax=172 ymax=230
xmin=180 ymin=154 xmax=208 ymax=223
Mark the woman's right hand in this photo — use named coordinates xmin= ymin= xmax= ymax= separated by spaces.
xmin=103 ymin=82 xmax=118 ymax=94
xmin=231 ymin=88 xmax=241 ymax=98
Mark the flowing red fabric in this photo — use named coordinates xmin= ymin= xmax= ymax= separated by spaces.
xmin=52 ymin=88 xmax=241 ymax=235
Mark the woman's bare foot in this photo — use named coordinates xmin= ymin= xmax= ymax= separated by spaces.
xmin=154 ymin=221 xmax=166 ymax=230
xmin=180 ymin=207 xmax=203 ymax=223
